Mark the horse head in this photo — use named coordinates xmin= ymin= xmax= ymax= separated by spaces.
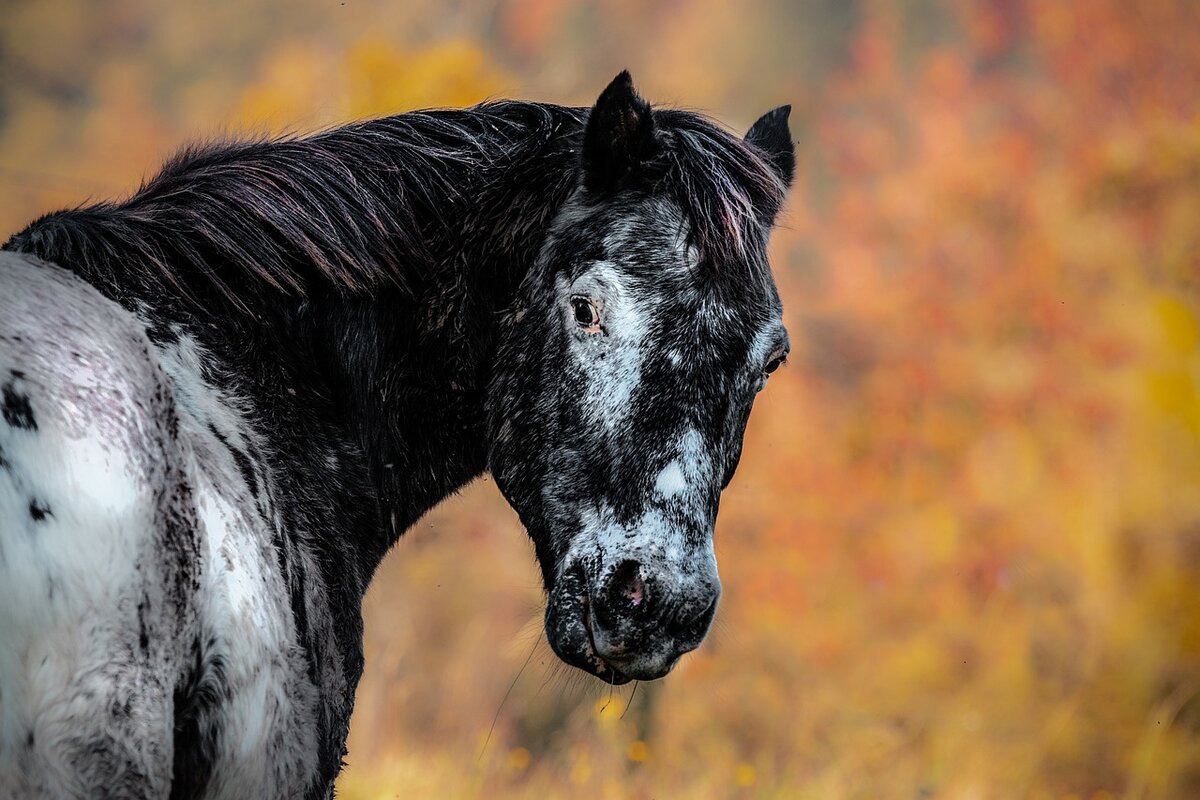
xmin=489 ymin=72 xmax=795 ymax=684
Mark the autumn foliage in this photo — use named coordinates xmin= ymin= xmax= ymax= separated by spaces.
xmin=2 ymin=1 xmax=1198 ymax=797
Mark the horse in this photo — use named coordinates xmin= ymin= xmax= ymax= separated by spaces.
xmin=0 ymin=71 xmax=794 ymax=798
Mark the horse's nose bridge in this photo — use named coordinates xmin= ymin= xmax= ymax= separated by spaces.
xmin=631 ymin=419 xmax=718 ymax=501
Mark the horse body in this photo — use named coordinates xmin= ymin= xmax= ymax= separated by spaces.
xmin=0 ymin=74 xmax=793 ymax=797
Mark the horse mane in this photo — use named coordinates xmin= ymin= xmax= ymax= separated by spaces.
xmin=4 ymin=101 xmax=785 ymax=311
xmin=5 ymin=102 xmax=581 ymax=311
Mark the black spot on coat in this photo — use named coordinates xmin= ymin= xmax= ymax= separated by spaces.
xmin=2 ymin=382 xmax=36 ymax=430
xmin=29 ymin=499 xmax=51 ymax=521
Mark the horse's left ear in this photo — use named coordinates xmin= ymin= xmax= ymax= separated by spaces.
xmin=745 ymin=105 xmax=795 ymax=190
xmin=582 ymin=70 xmax=656 ymax=194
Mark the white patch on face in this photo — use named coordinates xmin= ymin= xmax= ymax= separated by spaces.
xmin=544 ymin=198 xmax=729 ymax=581
xmin=574 ymin=501 xmax=687 ymax=572
xmin=558 ymin=261 xmax=652 ymax=431
xmin=542 ymin=198 xmax=753 ymax=634
xmin=652 ymin=428 xmax=712 ymax=508
xmin=655 ymin=461 xmax=687 ymax=498
xmin=569 ymin=499 xmax=717 ymax=604
xmin=549 ymin=199 xmax=700 ymax=436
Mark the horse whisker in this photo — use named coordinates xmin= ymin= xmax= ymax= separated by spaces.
xmin=477 ymin=633 xmax=540 ymax=763
xmin=620 ymin=680 xmax=639 ymax=721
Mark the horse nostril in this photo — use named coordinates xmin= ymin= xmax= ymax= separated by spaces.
xmin=596 ymin=560 xmax=649 ymax=628
xmin=618 ymin=563 xmax=647 ymax=608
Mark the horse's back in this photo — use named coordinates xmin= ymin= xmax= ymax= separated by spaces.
xmin=0 ymin=251 xmax=200 ymax=797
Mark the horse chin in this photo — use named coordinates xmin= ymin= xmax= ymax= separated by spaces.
xmin=544 ymin=563 xmax=633 ymax=685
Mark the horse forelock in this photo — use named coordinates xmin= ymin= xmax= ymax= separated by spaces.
xmin=646 ymin=109 xmax=787 ymax=293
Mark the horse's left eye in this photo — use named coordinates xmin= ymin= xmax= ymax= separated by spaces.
xmin=571 ymin=296 xmax=600 ymax=329
xmin=764 ymin=352 xmax=788 ymax=376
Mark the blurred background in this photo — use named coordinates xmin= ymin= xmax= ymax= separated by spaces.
xmin=3 ymin=0 xmax=1199 ymax=797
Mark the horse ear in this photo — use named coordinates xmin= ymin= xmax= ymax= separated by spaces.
xmin=745 ymin=105 xmax=795 ymax=189
xmin=582 ymin=70 xmax=656 ymax=193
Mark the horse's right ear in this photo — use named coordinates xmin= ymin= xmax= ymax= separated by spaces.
xmin=582 ymin=70 xmax=656 ymax=194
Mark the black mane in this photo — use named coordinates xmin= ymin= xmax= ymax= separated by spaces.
xmin=5 ymin=101 xmax=785 ymax=313
xmin=6 ymin=102 xmax=584 ymax=312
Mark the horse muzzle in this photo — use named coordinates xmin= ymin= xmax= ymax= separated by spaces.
xmin=545 ymin=558 xmax=721 ymax=683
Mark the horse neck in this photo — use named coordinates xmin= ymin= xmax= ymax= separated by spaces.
xmin=247 ymin=110 xmax=582 ymax=569
xmin=7 ymin=104 xmax=584 ymax=574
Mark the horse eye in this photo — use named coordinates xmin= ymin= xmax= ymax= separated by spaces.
xmin=764 ymin=353 xmax=788 ymax=375
xmin=571 ymin=296 xmax=599 ymax=328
